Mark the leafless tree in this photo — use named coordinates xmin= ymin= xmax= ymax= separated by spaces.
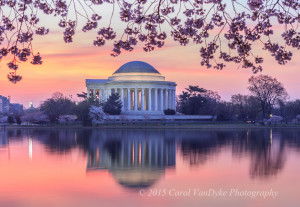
xmin=248 ymin=74 xmax=288 ymax=119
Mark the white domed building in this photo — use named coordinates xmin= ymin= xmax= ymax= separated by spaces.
xmin=86 ymin=61 xmax=177 ymax=115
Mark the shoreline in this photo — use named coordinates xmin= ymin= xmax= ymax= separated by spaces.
xmin=2 ymin=123 xmax=300 ymax=130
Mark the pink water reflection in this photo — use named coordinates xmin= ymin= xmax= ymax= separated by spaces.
xmin=0 ymin=128 xmax=299 ymax=207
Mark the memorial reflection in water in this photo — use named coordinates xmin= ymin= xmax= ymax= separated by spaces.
xmin=0 ymin=128 xmax=300 ymax=207
xmin=1 ymin=128 xmax=299 ymax=189
xmin=86 ymin=133 xmax=176 ymax=189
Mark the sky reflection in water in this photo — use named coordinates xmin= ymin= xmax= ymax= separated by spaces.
xmin=0 ymin=128 xmax=299 ymax=207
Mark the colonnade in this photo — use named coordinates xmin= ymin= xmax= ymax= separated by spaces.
xmin=87 ymin=138 xmax=176 ymax=169
xmin=88 ymin=87 xmax=176 ymax=112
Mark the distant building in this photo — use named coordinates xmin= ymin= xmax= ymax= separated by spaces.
xmin=0 ymin=95 xmax=24 ymax=115
xmin=9 ymin=103 xmax=24 ymax=115
xmin=29 ymin=101 xmax=34 ymax=108
xmin=25 ymin=101 xmax=38 ymax=112
xmin=0 ymin=95 xmax=10 ymax=114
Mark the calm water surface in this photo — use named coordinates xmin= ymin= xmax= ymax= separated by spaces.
xmin=0 ymin=128 xmax=299 ymax=207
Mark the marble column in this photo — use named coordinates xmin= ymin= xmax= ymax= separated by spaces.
xmin=154 ymin=88 xmax=158 ymax=111
xmin=173 ymin=89 xmax=176 ymax=110
xmin=170 ymin=89 xmax=172 ymax=109
xmin=101 ymin=89 xmax=105 ymax=103
xmin=148 ymin=88 xmax=152 ymax=111
xmin=105 ymin=88 xmax=110 ymax=99
xmin=169 ymin=89 xmax=172 ymax=109
xmin=93 ymin=89 xmax=96 ymax=99
xmin=141 ymin=88 xmax=145 ymax=111
xmin=127 ymin=88 xmax=131 ymax=111
xmin=97 ymin=89 xmax=101 ymax=102
xmin=166 ymin=89 xmax=169 ymax=109
xmin=134 ymin=88 xmax=138 ymax=111
xmin=172 ymin=90 xmax=175 ymax=110
xmin=168 ymin=89 xmax=172 ymax=109
xmin=164 ymin=89 xmax=168 ymax=109
xmin=160 ymin=89 xmax=163 ymax=111
xmin=121 ymin=88 xmax=124 ymax=110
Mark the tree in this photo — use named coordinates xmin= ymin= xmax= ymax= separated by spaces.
xmin=296 ymin=115 xmax=300 ymax=123
xmin=89 ymin=106 xmax=106 ymax=123
xmin=216 ymin=101 xmax=234 ymax=121
xmin=40 ymin=92 xmax=76 ymax=123
xmin=248 ymin=75 xmax=288 ymax=119
xmin=267 ymin=115 xmax=283 ymax=125
xmin=86 ymin=93 xmax=101 ymax=106
xmin=1 ymin=1 xmax=299 ymax=83
xmin=178 ymin=85 xmax=221 ymax=115
xmin=199 ymin=90 xmax=221 ymax=116
xmin=164 ymin=109 xmax=176 ymax=115
xmin=7 ymin=116 xmax=14 ymax=124
xmin=103 ymin=93 xmax=122 ymax=115
xmin=288 ymin=100 xmax=300 ymax=119
xmin=75 ymin=100 xmax=92 ymax=126
xmin=275 ymin=99 xmax=300 ymax=120
xmin=15 ymin=116 xmax=22 ymax=125
xmin=178 ymin=86 xmax=207 ymax=115
xmin=74 ymin=93 xmax=101 ymax=126
xmin=21 ymin=111 xmax=50 ymax=124
xmin=231 ymin=94 xmax=249 ymax=120
xmin=77 ymin=92 xmax=88 ymax=99
xmin=231 ymin=94 xmax=261 ymax=121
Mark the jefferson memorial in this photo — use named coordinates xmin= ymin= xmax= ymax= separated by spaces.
xmin=86 ymin=61 xmax=176 ymax=115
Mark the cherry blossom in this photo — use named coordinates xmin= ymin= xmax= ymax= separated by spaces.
xmin=0 ymin=0 xmax=298 ymax=83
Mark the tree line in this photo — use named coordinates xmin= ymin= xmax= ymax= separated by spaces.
xmin=177 ymin=75 xmax=299 ymax=122
xmin=40 ymin=92 xmax=122 ymax=126
xmin=4 ymin=74 xmax=299 ymax=125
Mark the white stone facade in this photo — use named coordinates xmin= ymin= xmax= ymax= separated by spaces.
xmin=86 ymin=61 xmax=177 ymax=115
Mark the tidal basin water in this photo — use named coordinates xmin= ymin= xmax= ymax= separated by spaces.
xmin=0 ymin=128 xmax=299 ymax=207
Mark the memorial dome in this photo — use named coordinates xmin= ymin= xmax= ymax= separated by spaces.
xmin=113 ymin=61 xmax=160 ymax=74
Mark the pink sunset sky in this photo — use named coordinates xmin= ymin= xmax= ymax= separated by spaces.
xmin=0 ymin=27 xmax=299 ymax=108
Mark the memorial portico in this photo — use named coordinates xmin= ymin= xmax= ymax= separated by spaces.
xmin=86 ymin=61 xmax=177 ymax=115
